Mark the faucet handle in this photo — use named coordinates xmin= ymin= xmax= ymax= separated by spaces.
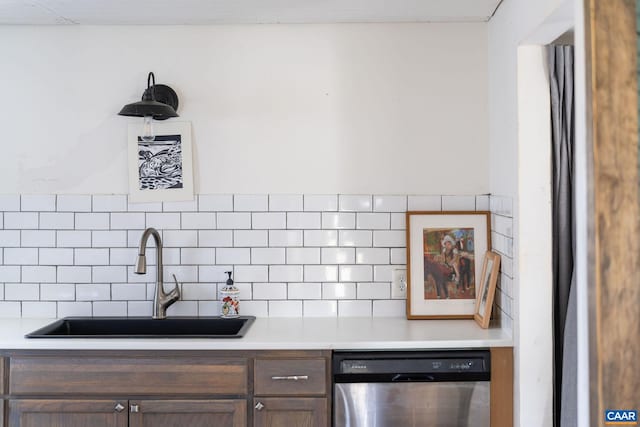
xmin=170 ymin=274 xmax=181 ymax=299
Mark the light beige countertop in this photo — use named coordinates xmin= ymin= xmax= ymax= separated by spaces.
xmin=0 ymin=317 xmax=512 ymax=351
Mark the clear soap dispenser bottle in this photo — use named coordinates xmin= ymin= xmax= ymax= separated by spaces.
xmin=220 ymin=271 xmax=240 ymax=318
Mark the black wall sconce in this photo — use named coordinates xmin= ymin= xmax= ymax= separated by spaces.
xmin=118 ymin=72 xmax=179 ymax=142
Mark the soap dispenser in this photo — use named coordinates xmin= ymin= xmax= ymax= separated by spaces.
xmin=220 ymin=271 xmax=240 ymax=318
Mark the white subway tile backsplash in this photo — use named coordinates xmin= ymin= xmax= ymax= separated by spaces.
xmin=374 ymin=195 xmax=407 ymax=212
xmin=4 ymin=248 xmax=38 ymax=265
xmin=21 ymin=230 xmax=55 ymax=247
xmin=163 ymin=200 xmax=198 ymax=212
xmin=407 ymin=195 xmax=441 ymax=211
xmin=5 ymin=212 xmax=38 ymax=229
xmin=304 ymin=195 xmax=338 ymax=211
xmin=93 ymin=301 xmax=127 ymax=317
xmin=0 ymin=193 xmax=500 ymax=319
xmin=198 ymin=194 xmax=233 ymax=212
xmin=0 ymin=302 xmax=21 ymax=317
xmin=146 ymin=213 xmax=181 ymax=229
xmin=22 ymin=266 xmax=56 ymax=283
xmin=268 ymin=230 xmax=303 ymax=247
xmin=57 ymin=195 xmax=91 ymax=212
xmin=0 ymin=230 xmax=21 ymax=247
xmin=92 ymin=231 xmax=127 ymax=248
xmin=304 ymin=230 xmax=337 ymax=247
xmin=339 ymin=265 xmax=372 ymax=282
xmin=442 ymin=195 xmax=476 ymax=211
xmin=270 ymin=265 xmax=304 ymax=282
xmin=356 ymin=213 xmax=390 ymax=230
xmin=163 ymin=230 xmax=198 ymax=247
xmin=21 ymin=195 xmax=55 ymax=212
xmin=269 ymin=195 xmax=303 ymax=212
xmin=338 ymin=300 xmax=372 ymax=317
xmin=22 ymin=301 xmax=56 ymax=318
xmin=356 ymin=248 xmax=389 ymax=265
xmin=288 ymin=212 xmax=320 ymax=229
xmin=40 ymin=212 xmax=74 ymax=230
xmin=217 ymin=248 xmax=251 ymax=265
xmin=74 ymin=213 xmax=108 ymax=230
xmin=252 ymin=213 xmax=286 ymax=229
xmin=303 ymin=300 xmax=337 ymax=317
xmin=199 ymin=230 xmax=233 ymax=247
xmin=251 ymin=248 xmax=285 ymax=265
xmin=269 ymin=300 xmax=302 ymax=317
xmin=322 ymin=212 xmax=355 ymax=229
xmin=373 ymin=231 xmax=405 ymax=248
xmin=182 ymin=213 xmax=216 ymax=229
xmin=57 ymin=231 xmax=91 ymax=248
xmin=0 ymin=195 xmax=20 ymax=211
xmin=357 ymin=282 xmax=391 ymax=299
xmin=339 ymin=230 xmax=372 ymax=247
xmin=339 ymin=195 xmax=372 ymax=212
xmin=235 ymin=230 xmax=268 ymax=247
xmin=234 ymin=195 xmax=268 ymax=212
xmin=305 ymin=265 xmax=338 ymax=282
xmin=253 ymin=283 xmax=287 ymax=300
xmin=181 ymin=248 xmax=215 ymax=265
xmin=217 ymin=213 xmax=251 ymax=229
xmin=322 ymin=282 xmax=356 ymax=299
xmin=5 ymin=283 xmax=39 ymax=300
xmin=39 ymin=248 xmax=73 ymax=266
xmin=288 ymin=283 xmax=321 ymax=300
xmin=321 ymin=248 xmax=355 ymax=264
xmin=92 ymin=195 xmax=127 ymax=212
xmin=286 ymin=248 xmax=320 ymax=265
xmin=111 ymin=213 xmax=145 ymax=229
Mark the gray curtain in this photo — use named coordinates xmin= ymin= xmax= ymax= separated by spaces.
xmin=548 ymin=45 xmax=576 ymax=427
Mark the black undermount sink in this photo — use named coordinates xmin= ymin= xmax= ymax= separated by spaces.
xmin=25 ymin=316 xmax=256 ymax=339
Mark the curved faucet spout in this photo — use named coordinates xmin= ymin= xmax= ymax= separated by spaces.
xmin=135 ymin=227 xmax=180 ymax=319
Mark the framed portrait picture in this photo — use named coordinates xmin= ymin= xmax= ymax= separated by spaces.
xmin=406 ymin=211 xmax=491 ymax=319
xmin=127 ymin=121 xmax=194 ymax=203
xmin=474 ymin=251 xmax=501 ymax=329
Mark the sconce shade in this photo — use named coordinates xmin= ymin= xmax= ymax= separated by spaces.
xmin=118 ymin=72 xmax=179 ymax=120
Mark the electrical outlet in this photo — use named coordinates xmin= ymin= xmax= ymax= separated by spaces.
xmin=392 ymin=268 xmax=407 ymax=299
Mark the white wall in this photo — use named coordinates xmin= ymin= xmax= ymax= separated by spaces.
xmin=0 ymin=24 xmax=488 ymax=195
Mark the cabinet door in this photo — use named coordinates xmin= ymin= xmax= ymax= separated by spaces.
xmin=253 ymin=398 xmax=327 ymax=427
xmin=129 ymin=399 xmax=246 ymax=427
xmin=8 ymin=399 xmax=128 ymax=427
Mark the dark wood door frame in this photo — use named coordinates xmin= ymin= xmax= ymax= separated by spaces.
xmin=584 ymin=0 xmax=640 ymax=422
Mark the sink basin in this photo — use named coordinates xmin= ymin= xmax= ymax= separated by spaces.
xmin=26 ymin=316 xmax=255 ymax=338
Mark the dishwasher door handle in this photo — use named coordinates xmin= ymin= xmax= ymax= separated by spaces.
xmin=391 ymin=373 xmax=436 ymax=382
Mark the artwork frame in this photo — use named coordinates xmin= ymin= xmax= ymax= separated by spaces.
xmin=474 ymin=251 xmax=501 ymax=329
xmin=127 ymin=121 xmax=194 ymax=203
xmin=406 ymin=211 xmax=491 ymax=319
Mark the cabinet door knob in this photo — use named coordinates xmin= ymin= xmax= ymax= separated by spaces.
xmin=255 ymin=402 xmax=265 ymax=411
xmin=114 ymin=403 xmax=125 ymax=412
xmin=130 ymin=404 xmax=140 ymax=413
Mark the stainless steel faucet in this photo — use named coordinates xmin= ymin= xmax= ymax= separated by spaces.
xmin=134 ymin=227 xmax=180 ymax=319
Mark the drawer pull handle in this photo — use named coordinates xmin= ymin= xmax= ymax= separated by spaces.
xmin=271 ymin=375 xmax=309 ymax=381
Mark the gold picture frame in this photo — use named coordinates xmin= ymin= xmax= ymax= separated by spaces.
xmin=474 ymin=251 xmax=501 ymax=329
xmin=406 ymin=211 xmax=491 ymax=319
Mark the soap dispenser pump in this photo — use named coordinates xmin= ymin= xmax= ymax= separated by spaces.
xmin=220 ymin=271 xmax=240 ymax=318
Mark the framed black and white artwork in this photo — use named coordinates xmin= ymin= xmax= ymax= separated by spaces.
xmin=127 ymin=121 xmax=194 ymax=203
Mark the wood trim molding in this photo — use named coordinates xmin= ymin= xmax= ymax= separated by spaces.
xmin=490 ymin=347 xmax=513 ymax=427
xmin=584 ymin=0 xmax=640 ymax=421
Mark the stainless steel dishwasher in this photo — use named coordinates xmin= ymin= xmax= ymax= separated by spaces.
xmin=333 ymin=350 xmax=490 ymax=427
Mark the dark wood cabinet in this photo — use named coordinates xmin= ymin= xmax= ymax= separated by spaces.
xmin=8 ymin=399 xmax=128 ymax=427
xmin=129 ymin=399 xmax=246 ymax=427
xmin=253 ymin=397 xmax=327 ymax=427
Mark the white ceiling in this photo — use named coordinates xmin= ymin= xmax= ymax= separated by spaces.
xmin=0 ymin=0 xmax=503 ymax=25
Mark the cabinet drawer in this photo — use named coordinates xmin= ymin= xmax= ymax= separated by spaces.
xmin=9 ymin=356 xmax=248 ymax=396
xmin=254 ymin=359 xmax=326 ymax=396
